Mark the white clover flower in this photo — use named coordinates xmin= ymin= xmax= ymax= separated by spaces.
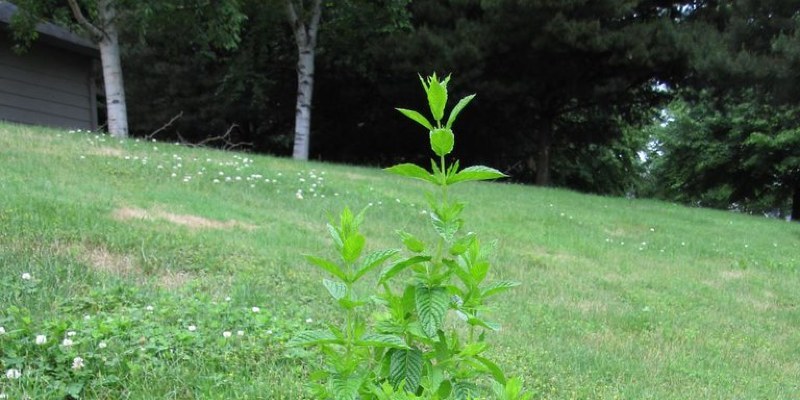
xmin=223 ymin=331 xmax=232 ymax=338
xmin=35 ymin=335 xmax=47 ymax=345
xmin=266 ymin=329 xmax=273 ymax=335
xmin=237 ymin=330 xmax=244 ymax=337
xmin=305 ymin=318 xmax=313 ymax=324
xmin=71 ymin=357 xmax=84 ymax=370
xmin=62 ymin=338 xmax=74 ymax=347
xmin=188 ymin=325 xmax=197 ymax=332
xmin=251 ymin=306 xmax=260 ymax=313
xmin=67 ymin=331 xmax=76 ymax=337
xmin=295 ymin=190 xmax=304 ymax=200
xmin=21 ymin=272 xmax=32 ymax=280
xmin=145 ymin=305 xmax=154 ymax=312
xmin=0 ymin=326 xmax=5 ymax=335
xmin=5 ymin=368 xmax=21 ymax=379
xmin=224 ymin=296 xmax=231 ymax=302
xmin=98 ymin=341 xmax=107 ymax=349
xmin=83 ymin=314 xmax=91 ymax=321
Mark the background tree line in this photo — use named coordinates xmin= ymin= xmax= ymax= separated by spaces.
xmin=9 ymin=0 xmax=800 ymax=220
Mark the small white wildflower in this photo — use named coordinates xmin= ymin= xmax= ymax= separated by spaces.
xmin=5 ymin=368 xmax=21 ymax=379
xmin=83 ymin=314 xmax=91 ymax=321
xmin=188 ymin=325 xmax=197 ymax=332
xmin=98 ymin=341 xmax=107 ymax=349
xmin=251 ymin=306 xmax=260 ymax=313
xmin=266 ymin=329 xmax=273 ymax=335
xmin=225 ymin=296 xmax=231 ymax=302
xmin=305 ymin=318 xmax=313 ymax=324
xmin=237 ymin=330 xmax=245 ymax=337
xmin=21 ymin=272 xmax=31 ymax=280
xmin=80 ymin=155 xmax=86 ymax=159
xmin=35 ymin=335 xmax=47 ymax=345
xmin=0 ymin=326 xmax=5 ymax=335
xmin=71 ymin=357 xmax=84 ymax=370
xmin=223 ymin=331 xmax=232 ymax=338
xmin=145 ymin=305 xmax=154 ymax=312
xmin=62 ymin=338 xmax=74 ymax=347
xmin=296 ymin=190 xmax=304 ymax=200
xmin=0 ymin=391 xmax=8 ymax=399
xmin=213 ymin=179 xmax=220 ymax=183
xmin=171 ymin=173 xmax=177 ymax=177
xmin=67 ymin=331 xmax=76 ymax=337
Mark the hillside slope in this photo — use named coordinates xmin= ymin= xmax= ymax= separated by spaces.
xmin=1 ymin=123 xmax=799 ymax=399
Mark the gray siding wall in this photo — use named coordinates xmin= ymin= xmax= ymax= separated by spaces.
xmin=0 ymin=32 xmax=97 ymax=130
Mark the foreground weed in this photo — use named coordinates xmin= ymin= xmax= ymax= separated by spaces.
xmin=290 ymin=74 xmax=531 ymax=399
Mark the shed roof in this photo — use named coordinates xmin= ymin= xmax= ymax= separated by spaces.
xmin=0 ymin=1 xmax=98 ymax=57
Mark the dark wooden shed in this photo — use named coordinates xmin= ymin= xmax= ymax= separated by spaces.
xmin=0 ymin=2 xmax=99 ymax=130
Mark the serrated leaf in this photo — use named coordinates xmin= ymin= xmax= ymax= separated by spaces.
xmin=481 ymin=280 xmax=521 ymax=298
xmin=415 ymin=285 xmax=449 ymax=338
xmin=332 ymin=373 xmax=362 ymax=400
xmin=397 ymin=230 xmax=425 ymax=253
xmin=396 ymin=108 xmax=434 ymax=131
xmin=354 ymin=249 xmax=400 ymax=281
xmin=379 ymin=256 xmax=431 ymax=284
xmin=390 ymin=348 xmax=424 ymax=392
xmin=306 ymin=255 xmax=347 ymax=282
xmin=327 ymin=223 xmax=343 ymax=248
xmin=425 ymin=74 xmax=449 ymax=122
xmin=447 ymin=165 xmax=508 ymax=185
xmin=288 ymin=330 xmax=342 ymax=347
xmin=470 ymin=261 xmax=490 ymax=284
xmin=356 ymin=333 xmax=409 ymax=349
xmin=430 ymin=212 xmax=460 ymax=242
xmin=453 ymin=381 xmax=477 ymax=400
xmin=385 ymin=163 xmax=438 ymax=185
xmin=475 ymin=356 xmax=507 ymax=385
xmin=342 ymin=233 xmax=366 ymax=264
xmin=430 ymin=128 xmax=455 ymax=157
xmin=446 ymin=94 xmax=476 ymax=129
xmin=322 ymin=278 xmax=347 ymax=300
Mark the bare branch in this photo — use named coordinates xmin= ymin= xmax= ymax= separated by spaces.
xmin=146 ymin=111 xmax=183 ymax=140
xmin=66 ymin=0 xmax=104 ymax=39
xmin=176 ymin=124 xmax=252 ymax=151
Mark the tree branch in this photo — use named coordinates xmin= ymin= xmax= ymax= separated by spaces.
xmin=146 ymin=111 xmax=183 ymax=140
xmin=307 ymin=0 xmax=322 ymax=48
xmin=285 ymin=0 xmax=308 ymax=48
xmin=66 ymin=0 xmax=104 ymax=39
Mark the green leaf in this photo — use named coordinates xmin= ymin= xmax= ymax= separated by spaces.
xmin=446 ymin=94 xmax=476 ymax=129
xmin=354 ymin=249 xmax=400 ymax=281
xmin=327 ymin=223 xmax=343 ymax=248
xmin=475 ymin=356 xmax=507 ymax=385
xmin=390 ymin=348 xmax=424 ymax=392
xmin=481 ymin=280 xmax=521 ymax=298
xmin=447 ymin=165 xmax=508 ymax=185
xmin=430 ymin=211 xmax=461 ymax=242
xmin=322 ymin=278 xmax=347 ymax=300
xmin=470 ymin=261 xmax=490 ymax=284
xmin=342 ymin=233 xmax=366 ymax=264
xmin=460 ymin=342 xmax=488 ymax=357
xmin=430 ymin=128 xmax=455 ymax=157
xmin=467 ymin=316 xmax=501 ymax=331
xmin=453 ymin=381 xmax=477 ymax=400
xmin=396 ymin=108 xmax=434 ymax=131
xmin=306 ymin=255 xmax=347 ymax=282
xmin=332 ymin=373 xmax=362 ymax=400
xmin=449 ymin=233 xmax=476 ymax=256
xmin=397 ymin=230 xmax=425 ymax=253
xmin=425 ymin=73 xmax=449 ymax=122
xmin=288 ymin=330 xmax=342 ymax=347
xmin=385 ymin=163 xmax=438 ymax=185
xmin=415 ymin=285 xmax=449 ymax=338
xmin=379 ymin=256 xmax=431 ymax=284
xmin=356 ymin=333 xmax=409 ymax=349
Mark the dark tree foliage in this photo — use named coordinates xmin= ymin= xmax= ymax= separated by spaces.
xmin=647 ymin=0 xmax=800 ymax=221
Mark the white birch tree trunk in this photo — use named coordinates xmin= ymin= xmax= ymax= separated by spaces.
xmin=68 ymin=0 xmax=128 ymax=138
xmin=286 ymin=0 xmax=321 ymax=161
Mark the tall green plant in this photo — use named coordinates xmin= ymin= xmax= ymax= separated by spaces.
xmin=290 ymin=74 xmax=530 ymax=400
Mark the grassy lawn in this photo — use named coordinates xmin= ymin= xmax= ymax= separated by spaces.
xmin=1 ymin=122 xmax=799 ymax=399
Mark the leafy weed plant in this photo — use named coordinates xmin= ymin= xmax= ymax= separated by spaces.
xmin=290 ymin=74 xmax=531 ymax=399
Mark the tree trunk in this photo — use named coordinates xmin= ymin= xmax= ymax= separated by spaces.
xmin=534 ymin=121 xmax=553 ymax=186
xmin=292 ymin=46 xmax=315 ymax=160
xmin=792 ymin=183 xmax=800 ymax=222
xmin=286 ymin=0 xmax=321 ymax=161
xmin=97 ymin=1 xmax=128 ymax=138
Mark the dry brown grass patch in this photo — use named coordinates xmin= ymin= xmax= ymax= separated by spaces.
xmin=112 ymin=206 xmax=256 ymax=230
